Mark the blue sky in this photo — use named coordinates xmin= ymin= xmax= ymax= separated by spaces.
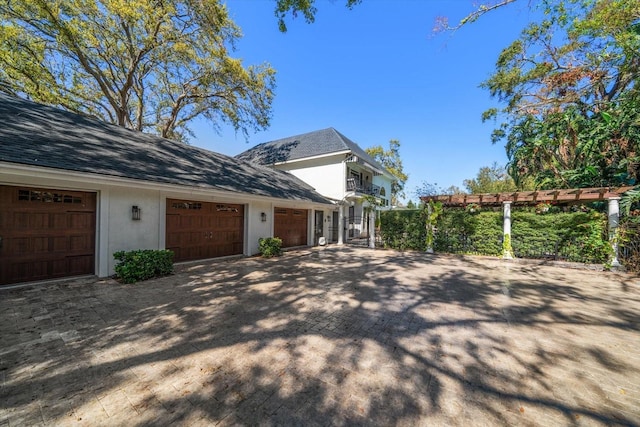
xmin=191 ymin=1 xmax=537 ymax=203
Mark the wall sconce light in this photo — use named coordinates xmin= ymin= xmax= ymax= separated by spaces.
xmin=132 ymin=205 xmax=141 ymax=221
xmin=260 ymin=212 xmax=267 ymax=222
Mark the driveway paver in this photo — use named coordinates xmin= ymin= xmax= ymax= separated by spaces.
xmin=1 ymin=246 xmax=639 ymax=426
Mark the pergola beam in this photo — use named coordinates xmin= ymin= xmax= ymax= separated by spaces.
xmin=420 ymin=186 xmax=633 ymax=207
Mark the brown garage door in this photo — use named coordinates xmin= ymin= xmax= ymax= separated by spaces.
xmin=0 ymin=185 xmax=96 ymax=286
xmin=274 ymin=207 xmax=308 ymax=248
xmin=166 ymin=199 xmax=244 ymax=262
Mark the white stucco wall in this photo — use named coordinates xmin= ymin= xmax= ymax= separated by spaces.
xmin=246 ymin=200 xmax=273 ymax=256
xmin=276 ymin=156 xmax=345 ymax=201
xmin=106 ymin=187 xmax=162 ymax=275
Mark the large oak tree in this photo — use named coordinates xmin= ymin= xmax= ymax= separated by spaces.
xmin=482 ymin=0 xmax=640 ymax=188
xmin=0 ymin=0 xmax=276 ymax=141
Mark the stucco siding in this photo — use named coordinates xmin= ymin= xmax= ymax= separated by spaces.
xmin=246 ymin=200 xmax=274 ymax=256
xmin=106 ymin=187 xmax=162 ymax=275
xmin=277 ymin=161 xmax=345 ymax=201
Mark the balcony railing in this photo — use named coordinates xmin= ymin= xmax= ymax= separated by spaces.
xmin=346 ymin=178 xmax=381 ymax=196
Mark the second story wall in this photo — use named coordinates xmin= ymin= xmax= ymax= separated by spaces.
xmin=275 ymin=154 xmax=346 ymax=201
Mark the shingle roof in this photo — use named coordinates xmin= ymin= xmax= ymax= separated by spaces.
xmin=0 ymin=94 xmax=333 ymax=205
xmin=235 ymin=127 xmax=385 ymax=171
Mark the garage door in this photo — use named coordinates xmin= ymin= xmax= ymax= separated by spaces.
xmin=166 ymin=199 xmax=244 ymax=262
xmin=274 ymin=207 xmax=308 ymax=248
xmin=0 ymin=185 xmax=96 ymax=286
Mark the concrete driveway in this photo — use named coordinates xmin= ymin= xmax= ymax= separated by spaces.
xmin=1 ymin=246 xmax=639 ymax=426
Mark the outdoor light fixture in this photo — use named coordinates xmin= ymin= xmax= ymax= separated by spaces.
xmin=132 ymin=205 xmax=141 ymax=221
xmin=260 ymin=212 xmax=267 ymax=222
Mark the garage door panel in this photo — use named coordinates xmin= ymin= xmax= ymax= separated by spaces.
xmin=69 ymin=212 xmax=94 ymax=229
xmin=12 ymin=213 xmax=30 ymax=229
xmin=68 ymin=256 xmax=93 ymax=275
xmin=52 ymin=236 xmax=69 ymax=252
xmin=0 ymin=185 xmax=96 ymax=286
xmin=51 ymin=213 xmax=68 ymax=229
xmin=166 ymin=233 xmax=180 ymax=247
xmin=32 ymin=237 xmax=49 ymax=253
xmin=167 ymin=214 xmax=180 ymax=229
xmin=51 ymin=259 xmax=68 ymax=276
xmin=8 ymin=261 xmax=47 ymax=283
xmin=70 ymin=234 xmax=93 ymax=252
xmin=166 ymin=199 xmax=244 ymax=263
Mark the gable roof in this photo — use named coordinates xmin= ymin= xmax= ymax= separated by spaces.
xmin=0 ymin=94 xmax=333 ymax=205
xmin=235 ymin=127 xmax=386 ymax=172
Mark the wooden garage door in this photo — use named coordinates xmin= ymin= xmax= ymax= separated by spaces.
xmin=274 ymin=207 xmax=308 ymax=248
xmin=166 ymin=199 xmax=244 ymax=262
xmin=0 ymin=185 xmax=96 ymax=286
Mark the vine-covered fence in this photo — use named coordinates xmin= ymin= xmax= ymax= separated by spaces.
xmin=379 ymin=208 xmax=612 ymax=265
xmin=619 ymin=219 xmax=640 ymax=271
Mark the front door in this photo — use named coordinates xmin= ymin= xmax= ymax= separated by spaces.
xmin=314 ymin=210 xmax=323 ymax=245
xmin=332 ymin=212 xmax=339 ymax=242
xmin=348 ymin=205 xmax=355 ymax=238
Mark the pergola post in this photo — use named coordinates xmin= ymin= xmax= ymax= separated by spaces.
xmin=368 ymin=209 xmax=376 ymax=249
xmin=608 ymin=197 xmax=621 ymax=267
xmin=337 ymin=204 xmax=345 ymax=245
xmin=502 ymin=201 xmax=514 ymax=259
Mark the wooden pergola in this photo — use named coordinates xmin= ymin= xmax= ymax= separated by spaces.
xmin=419 ymin=186 xmax=633 ymax=267
xmin=420 ymin=186 xmax=633 ymax=207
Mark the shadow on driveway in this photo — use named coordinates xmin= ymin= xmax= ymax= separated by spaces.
xmin=1 ymin=246 xmax=639 ymax=426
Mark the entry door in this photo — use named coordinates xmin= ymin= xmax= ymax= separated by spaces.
xmin=348 ymin=206 xmax=355 ymax=238
xmin=332 ymin=212 xmax=339 ymax=242
xmin=314 ymin=210 xmax=323 ymax=245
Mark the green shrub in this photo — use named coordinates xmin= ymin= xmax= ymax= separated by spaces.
xmin=113 ymin=249 xmax=174 ymax=284
xmin=434 ymin=209 xmax=503 ymax=256
xmin=512 ymin=211 xmax=610 ymax=263
xmin=259 ymin=237 xmax=282 ymax=257
xmin=379 ymin=209 xmax=426 ymax=251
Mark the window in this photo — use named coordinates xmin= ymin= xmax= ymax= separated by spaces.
xmin=18 ymin=189 xmax=82 ymax=204
xmin=172 ymin=202 xmax=202 ymax=210
xmin=216 ymin=204 xmax=238 ymax=212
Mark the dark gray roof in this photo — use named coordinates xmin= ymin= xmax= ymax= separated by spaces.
xmin=0 ymin=94 xmax=333 ymax=205
xmin=235 ymin=127 xmax=385 ymax=171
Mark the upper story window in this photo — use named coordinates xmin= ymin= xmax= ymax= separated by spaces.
xmin=379 ymin=187 xmax=386 ymax=197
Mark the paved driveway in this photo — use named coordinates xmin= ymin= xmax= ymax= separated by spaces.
xmin=1 ymin=246 xmax=639 ymax=426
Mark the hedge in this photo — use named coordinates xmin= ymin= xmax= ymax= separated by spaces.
xmin=379 ymin=209 xmax=427 ymax=251
xmin=379 ymin=208 xmax=610 ymax=263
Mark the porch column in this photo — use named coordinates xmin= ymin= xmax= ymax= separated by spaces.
xmin=368 ymin=210 xmax=376 ymax=249
xmin=608 ymin=197 xmax=621 ymax=267
xmin=337 ymin=204 xmax=345 ymax=245
xmin=502 ymin=201 xmax=514 ymax=259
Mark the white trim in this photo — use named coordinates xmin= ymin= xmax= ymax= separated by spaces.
xmin=273 ymin=150 xmax=351 ymax=166
xmin=97 ymin=189 xmax=110 ymax=277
